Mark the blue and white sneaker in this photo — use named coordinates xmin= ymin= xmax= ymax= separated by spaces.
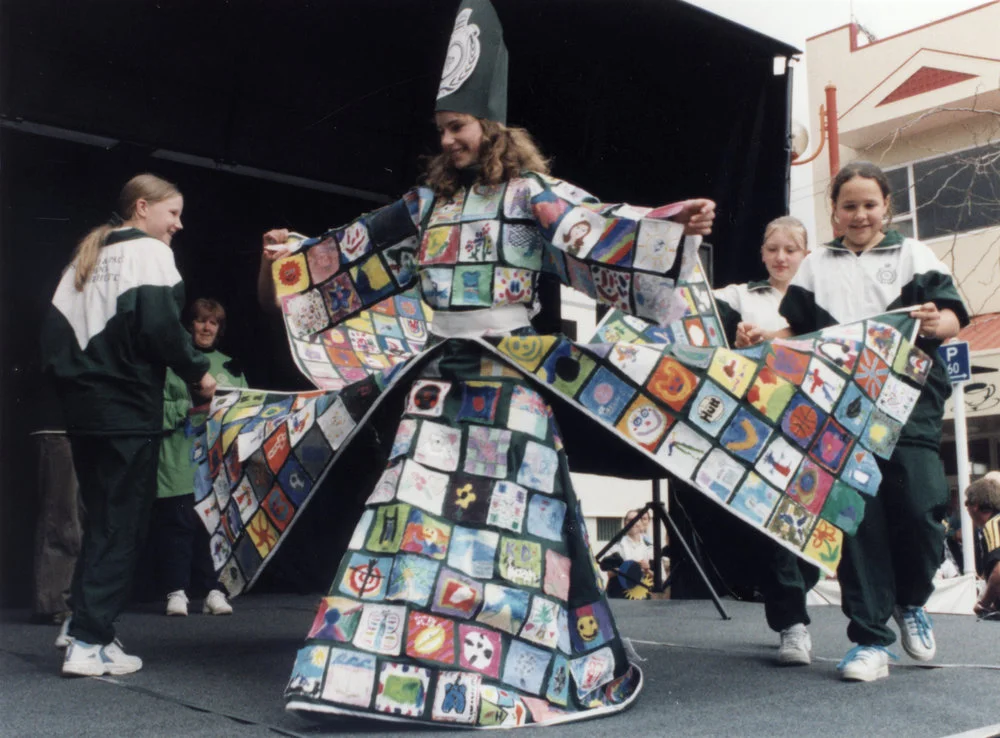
xmin=893 ymin=605 xmax=936 ymax=661
xmin=837 ymin=645 xmax=895 ymax=682
xmin=62 ymin=639 xmax=142 ymax=677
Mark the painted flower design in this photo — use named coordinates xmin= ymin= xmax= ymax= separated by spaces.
xmin=279 ymin=260 xmax=302 ymax=286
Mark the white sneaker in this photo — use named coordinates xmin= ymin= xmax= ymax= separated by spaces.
xmin=893 ymin=605 xmax=936 ymax=661
xmin=202 ymin=589 xmax=233 ymax=616
xmin=837 ymin=645 xmax=894 ymax=682
xmin=777 ymin=623 xmax=812 ymax=665
xmin=62 ymin=639 xmax=142 ymax=677
xmin=166 ymin=590 xmax=189 ymax=617
xmin=54 ymin=616 xmax=72 ymax=649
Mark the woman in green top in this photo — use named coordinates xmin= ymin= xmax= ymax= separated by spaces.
xmin=152 ymin=298 xmax=248 ymax=617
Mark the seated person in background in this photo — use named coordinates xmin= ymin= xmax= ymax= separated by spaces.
xmin=152 ymin=298 xmax=248 ymax=617
xmin=964 ymin=472 xmax=1000 ymax=616
xmin=604 ymin=509 xmax=669 ymax=599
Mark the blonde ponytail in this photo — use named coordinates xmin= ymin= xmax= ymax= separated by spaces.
xmin=71 ymin=223 xmax=115 ymax=290
xmin=68 ymin=173 xmax=181 ymax=291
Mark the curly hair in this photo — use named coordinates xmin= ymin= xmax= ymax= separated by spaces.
xmin=423 ymin=118 xmax=550 ymax=199
xmin=966 ymin=471 xmax=1000 ymax=513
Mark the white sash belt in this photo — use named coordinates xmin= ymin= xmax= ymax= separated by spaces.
xmin=430 ymin=304 xmax=533 ymax=338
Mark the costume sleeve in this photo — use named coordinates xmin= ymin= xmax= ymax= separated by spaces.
xmin=984 ymin=515 xmax=1000 ymax=579
xmin=131 ymin=240 xmax=210 ymax=384
xmin=902 ymin=239 xmax=971 ymax=328
xmin=271 ymin=191 xmax=423 ymax=333
xmin=713 ymin=284 xmax=743 ymax=345
xmin=162 ymin=367 xmax=192 ymax=431
xmin=528 ymin=173 xmax=700 ymax=326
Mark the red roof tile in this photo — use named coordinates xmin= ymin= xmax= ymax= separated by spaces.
xmin=958 ymin=312 xmax=1000 ymax=352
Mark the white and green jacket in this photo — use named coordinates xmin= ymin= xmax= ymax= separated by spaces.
xmin=41 ymin=228 xmax=209 ymax=435
xmin=780 ymin=229 xmax=969 ymax=448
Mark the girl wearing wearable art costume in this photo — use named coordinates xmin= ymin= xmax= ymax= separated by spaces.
xmin=273 ymin=0 xmax=716 ymax=727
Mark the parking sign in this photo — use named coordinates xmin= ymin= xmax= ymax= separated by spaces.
xmin=937 ymin=341 xmax=971 ymax=383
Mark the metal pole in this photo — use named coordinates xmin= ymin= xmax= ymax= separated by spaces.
xmin=952 ymin=382 xmax=976 ymax=573
xmin=824 ymin=84 xmax=840 ymax=175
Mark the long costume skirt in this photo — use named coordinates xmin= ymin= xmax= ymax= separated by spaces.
xmin=284 ymin=341 xmax=642 ymax=727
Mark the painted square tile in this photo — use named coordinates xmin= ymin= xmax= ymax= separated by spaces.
xmin=815 ymin=337 xmax=860 ymax=374
xmin=647 ymin=357 xmax=700 ymax=412
xmin=452 ymin=265 xmax=494 ymax=307
xmin=819 ymin=480 xmax=866 ymax=536
xmin=788 ymin=459 xmax=834 ymax=515
xmin=504 ymin=178 xmax=535 ymax=219
xmin=519 ymin=596 xmax=565 ymax=649
xmin=352 ymin=603 xmax=407 ymax=656
xmin=507 ymin=385 xmax=550 ymax=440
xmin=694 ymin=448 xmax=746 ymax=503
xmin=767 ymin=497 xmax=815 ymax=549
xmin=458 ymin=382 xmax=501 ymax=425
xmin=275 ymin=456 xmax=312 ymax=507
xmin=755 ymin=436 xmax=804 ymax=490
xmin=803 ymin=356 xmax=846 ymax=413
xmin=707 ymin=348 xmax=756 ymax=398
xmin=286 ymin=645 xmax=328 ymax=700
xmin=477 ymin=685 xmax=529 ymax=727
xmin=501 ymin=639 xmax=552 ymax=696
xmin=865 ymin=320 xmax=902 ymax=365
xmin=375 ymin=662 xmax=431 ymax=717
xmin=569 ymin=647 xmax=616 ymax=699
xmin=459 ymin=220 xmax=499 ymax=262
xmin=683 ymin=316 xmax=710 ymax=347
xmin=420 ymin=267 xmax=453 ymax=308
xmin=405 ymin=379 xmax=450 ymax=417
xmin=443 ymin=474 xmax=492 ymax=524
xmin=842 ymin=446 xmax=883 ymax=496
xmin=412 ymin=420 xmax=462 ymax=472
xmin=386 ymin=553 xmax=439 ymax=607
xmin=464 ymin=425 xmax=512 ymax=479
xmin=364 ymin=503 xmax=410 ymax=553
xmin=633 ymin=218 xmax=683 ymax=272
xmin=543 ymin=549 xmax=571 ymax=601
xmin=809 ymin=417 xmax=853 ymax=473
xmin=527 ymin=495 xmax=567 ymax=542
xmin=247 ymin=509 xmax=278 ymax=559
xmin=537 ymin=341 xmax=597 ymax=397
xmin=499 ymin=537 xmax=543 ymax=588
xmin=766 ymin=343 xmax=810 ymax=385
xmin=833 ymin=381 xmax=874 ymax=436
xmin=855 ymin=349 xmax=890 ymax=400
xmin=389 ymin=419 xmax=417 ymax=460
xmin=432 ymin=568 xmax=484 ymax=619
xmin=553 ymin=206 xmax=605 ymax=259
xmin=546 ymin=655 xmax=571 ymax=706
xmin=487 ymin=481 xmax=528 ymax=533
xmin=396 ymin=459 xmax=449 ymax=515
xmin=689 ymin=380 xmax=739 ymax=437
xmin=570 ymin=601 xmax=615 ymax=653
xmin=616 ymin=396 xmax=674 ymax=452
xmin=339 ymin=552 xmax=392 ymax=600
xmin=804 ymin=518 xmax=843 ymax=569
xmin=307 ymin=596 xmax=363 ymax=642
xmin=607 ymin=342 xmax=662 ymax=386
xmin=861 ymin=409 xmax=902 ymax=459
xmin=654 ymin=421 xmax=712 ymax=480
xmin=747 ymin=366 xmax=795 ymax=423
xmin=367 ymin=462 xmax=402 ymax=505
xmin=405 ymin=611 xmax=456 ymax=664
xmin=432 ymin=670 xmax=482 ymax=724
xmin=399 ymin=508 xmax=451 ymax=560
xmin=780 ymin=394 xmax=826 ymax=450
xmin=494 ymin=267 xmax=534 ymax=304
xmin=502 ymin=223 xmax=545 ymax=270
xmin=516 ymin=441 xmax=559 ymax=494
xmin=476 ymin=583 xmax=530 ymax=634
xmin=895 ymin=342 xmax=932 ymax=384
xmin=579 ymin=366 xmax=636 ymax=424
xmin=875 ymin=375 xmax=921 ymax=423
xmin=458 ymin=624 xmax=503 ymax=678
xmin=317 ymin=397 xmax=356 ymax=450
xmin=420 ymin=225 xmax=460 ymax=265
xmin=282 ymin=290 xmax=329 ymax=339
xmin=720 ymin=407 xmax=771 ymax=463
xmin=447 ymin=525 xmax=500 ymax=579
xmin=728 ymin=472 xmax=781 ymax=525
xmin=321 ymin=648 xmax=377 ymax=708
xmin=349 ymin=256 xmax=395 ymax=304
xmin=589 ymin=218 xmax=636 ymax=267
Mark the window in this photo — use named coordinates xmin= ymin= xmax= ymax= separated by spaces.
xmin=885 ymin=142 xmax=1000 ymax=241
xmin=596 ymin=517 xmax=622 ymax=542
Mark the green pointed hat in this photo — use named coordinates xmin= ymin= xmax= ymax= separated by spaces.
xmin=435 ymin=0 xmax=508 ymax=124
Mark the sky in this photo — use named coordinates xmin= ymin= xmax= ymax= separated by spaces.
xmin=683 ymin=0 xmax=991 ymax=228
